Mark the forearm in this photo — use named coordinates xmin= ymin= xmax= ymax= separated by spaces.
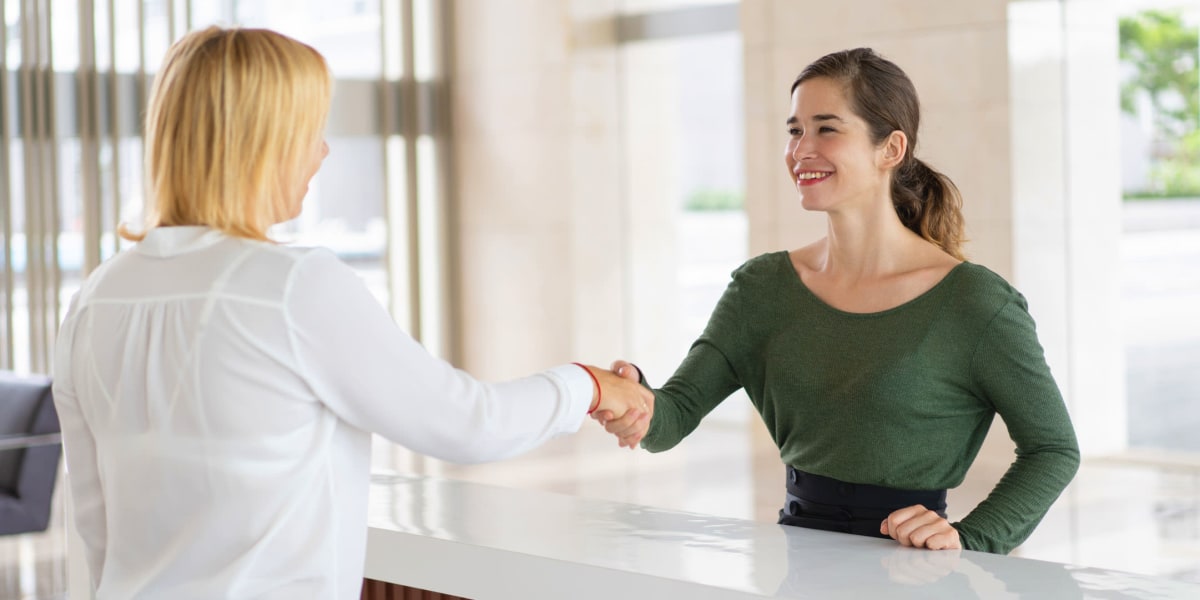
xmin=962 ymin=298 xmax=1082 ymax=553
xmin=54 ymin=392 xmax=108 ymax=580
xmin=640 ymin=388 xmax=691 ymax=453
xmin=953 ymin=444 xmax=1080 ymax=554
xmin=639 ymin=342 xmax=741 ymax=453
xmin=289 ymin=250 xmax=595 ymax=462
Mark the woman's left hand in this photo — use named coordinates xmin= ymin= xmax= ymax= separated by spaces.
xmin=881 ymin=505 xmax=962 ymax=550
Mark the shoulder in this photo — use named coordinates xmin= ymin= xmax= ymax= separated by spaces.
xmin=946 ymin=262 xmax=1029 ymax=318
xmin=63 ymin=243 xmax=153 ymax=314
xmin=953 ymin=263 xmax=1022 ymax=297
xmin=730 ymin=250 xmax=793 ymax=284
xmin=275 ymin=245 xmax=366 ymax=298
xmin=237 ymin=241 xmax=348 ymax=279
xmin=190 ymin=239 xmax=359 ymax=305
xmin=291 ymin=245 xmax=357 ymax=278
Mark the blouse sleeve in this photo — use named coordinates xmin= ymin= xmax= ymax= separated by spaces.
xmin=52 ymin=297 xmax=108 ymax=585
xmin=283 ymin=249 xmax=594 ymax=464
xmin=955 ymin=298 xmax=1081 ymax=554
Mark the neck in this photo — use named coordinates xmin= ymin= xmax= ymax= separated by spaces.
xmin=820 ymin=198 xmax=921 ymax=279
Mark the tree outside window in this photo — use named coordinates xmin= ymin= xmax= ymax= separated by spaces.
xmin=1120 ymin=9 xmax=1200 ymax=198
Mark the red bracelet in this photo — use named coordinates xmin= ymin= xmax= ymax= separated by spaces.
xmin=572 ymin=362 xmax=601 ymax=414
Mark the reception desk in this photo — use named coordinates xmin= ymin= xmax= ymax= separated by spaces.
xmin=364 ymin=473 xmax=1200 ymax=599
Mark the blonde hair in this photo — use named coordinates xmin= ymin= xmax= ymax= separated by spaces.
xmin=123 ymin=26 xmax=331 ymax=241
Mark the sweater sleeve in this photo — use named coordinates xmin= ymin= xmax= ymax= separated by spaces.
xmin=640 ymin=265 xmax=747 ymax=452
xmin=954 ymin=298 xmax=1081 ymax=554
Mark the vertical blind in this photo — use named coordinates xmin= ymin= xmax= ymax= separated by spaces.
xmin=0 ymin=0 xmax=456 ymax=376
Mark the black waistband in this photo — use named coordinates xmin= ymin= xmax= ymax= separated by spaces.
xmin=784 ymin=466 xmax=947 ymax=519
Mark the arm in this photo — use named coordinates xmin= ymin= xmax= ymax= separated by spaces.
xmin=954 ymin=299 xmax=1081 ymax=554
xmin=639 ymin=341 xmax=742 ymax=452
xmin=634 ymin=266 xmax=748 ymax=453
xmin=52 ymin=307 xmax=108 ymax=586
xmin=284 ymin=249 xmax=645 ymax=464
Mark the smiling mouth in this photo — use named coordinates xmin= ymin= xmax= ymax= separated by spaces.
xmin=796 ymin=171 xmax=832 ymax=185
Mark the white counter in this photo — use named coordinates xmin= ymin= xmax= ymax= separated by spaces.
xmin=365 ymin=473 xmax=1200 ymax=599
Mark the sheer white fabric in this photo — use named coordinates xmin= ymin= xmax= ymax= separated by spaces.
xmin=52 ymin=226 xmax=593 ymax=599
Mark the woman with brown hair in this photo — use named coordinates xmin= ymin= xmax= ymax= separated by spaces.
xmin=601 ymin=47 xmax=1079 ymax=555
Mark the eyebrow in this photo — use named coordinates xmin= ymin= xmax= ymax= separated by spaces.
xmin=785 ymin=113 xmax=846 ymax=125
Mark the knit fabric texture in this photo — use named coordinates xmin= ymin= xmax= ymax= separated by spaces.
xmin=641 ymin=251 xmax=1080 ymax=554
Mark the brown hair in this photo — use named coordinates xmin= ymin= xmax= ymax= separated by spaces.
xmin=123 ymin=26 xmax=331 ymax=241
xmin=792 ymin=48 xmax=965 ymax=260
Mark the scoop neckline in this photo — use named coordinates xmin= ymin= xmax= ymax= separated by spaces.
xmin=779 ymin=251 xmax=969 ymax=318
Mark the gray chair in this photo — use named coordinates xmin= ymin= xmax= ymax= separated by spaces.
xmin=0 ymin=371 xmax=61 ymax=536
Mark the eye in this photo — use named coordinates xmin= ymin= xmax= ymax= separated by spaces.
xmin=788 ymin=127 xmax=802 ymax=136
xmin=818 ymin=126 xmax=837 ymax=134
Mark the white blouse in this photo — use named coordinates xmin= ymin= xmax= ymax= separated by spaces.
xmin=52 ymin=226 xmax=593 ymax=599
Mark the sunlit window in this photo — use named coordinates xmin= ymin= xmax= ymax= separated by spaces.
xmin=1117 ymin=5 xmax=1200 ymax=454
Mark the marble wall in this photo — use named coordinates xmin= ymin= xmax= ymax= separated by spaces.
xmin=451 ymin=0 xmax=629 ymax=377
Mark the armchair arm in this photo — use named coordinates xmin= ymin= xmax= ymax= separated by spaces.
xmin=0 ymin=433 xmax=63 ymax=452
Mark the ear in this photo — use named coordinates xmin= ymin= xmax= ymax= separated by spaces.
xmin=877 ymin=130 xmax=908 ymax=170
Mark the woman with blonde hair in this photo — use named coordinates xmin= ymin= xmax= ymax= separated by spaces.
xmin=53 ymin=26 xmax=650 ymax=599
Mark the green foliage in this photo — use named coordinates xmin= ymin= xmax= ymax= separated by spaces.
xmin=684 ymin=188 xmax=743 ymax=211
xmin=1120 ymin=10 xmax=1200 ymax=197
xmin=1149 ymin=129 xmax=1200 ymax=195
xmin=1123 ymin=191 xmax=1200 ymax=201
xmin=1119 ymin=10 xmax=1200 ymax=137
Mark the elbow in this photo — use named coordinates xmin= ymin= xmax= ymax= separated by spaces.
xmin=1061 ymin=435 xmax=1082 ymax=475
xmin=1042 ymin=441 xmax=1081 ymax=487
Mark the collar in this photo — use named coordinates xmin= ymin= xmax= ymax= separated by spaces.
xmin=135 ymin=226 xmax=229 ymax=258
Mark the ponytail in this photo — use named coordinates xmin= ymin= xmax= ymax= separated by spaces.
xmin=793 ymin=49 xmax=967 ymax=260
xmin=892 ymin=158 xmax=966 ymax=261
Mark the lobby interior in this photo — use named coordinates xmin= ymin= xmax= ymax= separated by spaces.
xmin=2 ymin=0 xmax=1199 ymax=597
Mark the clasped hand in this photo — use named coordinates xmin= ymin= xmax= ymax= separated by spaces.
xmin=881 ymin=505 xmax=962 ymax=550
xmin=586 ymin=360 xmax=653 ymax=449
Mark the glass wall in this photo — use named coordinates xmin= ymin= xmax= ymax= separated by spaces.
xmin=1117 ymin=1 xmax=1200 ymax=455
xmin=421 ymin=0 xmax=755 ymax=520
xmin=1 ymin=0 xmax=454 ymax=375
xmin=618 ymin=18 xmax=748 ymax=423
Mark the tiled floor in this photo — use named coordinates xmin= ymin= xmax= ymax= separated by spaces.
xmin=0 ymin=502 xmax=68 ymax=600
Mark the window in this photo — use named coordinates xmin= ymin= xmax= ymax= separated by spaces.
xmin=0 ymin=2 xmax=451 ymax=595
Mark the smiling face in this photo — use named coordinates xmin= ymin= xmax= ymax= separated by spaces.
xmin=784 ymin=76 xmax=898 ymax=214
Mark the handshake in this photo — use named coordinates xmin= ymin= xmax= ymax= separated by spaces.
xmin=579 ymin=360 xmax=654 ymax=450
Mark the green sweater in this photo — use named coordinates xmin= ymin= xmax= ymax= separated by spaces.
xmin=641 ymin=252 xmax=1080 ymax=554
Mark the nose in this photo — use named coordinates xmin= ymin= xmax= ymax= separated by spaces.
xmin=790 ymin=135 xmax=815 ymax=164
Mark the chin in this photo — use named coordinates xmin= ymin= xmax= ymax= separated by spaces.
xmin=799 ymin=194 xmax=832 ymax=213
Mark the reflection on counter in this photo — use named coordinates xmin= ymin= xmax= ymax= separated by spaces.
xmin=365 ymin=473 xmax=1200 ymax=599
